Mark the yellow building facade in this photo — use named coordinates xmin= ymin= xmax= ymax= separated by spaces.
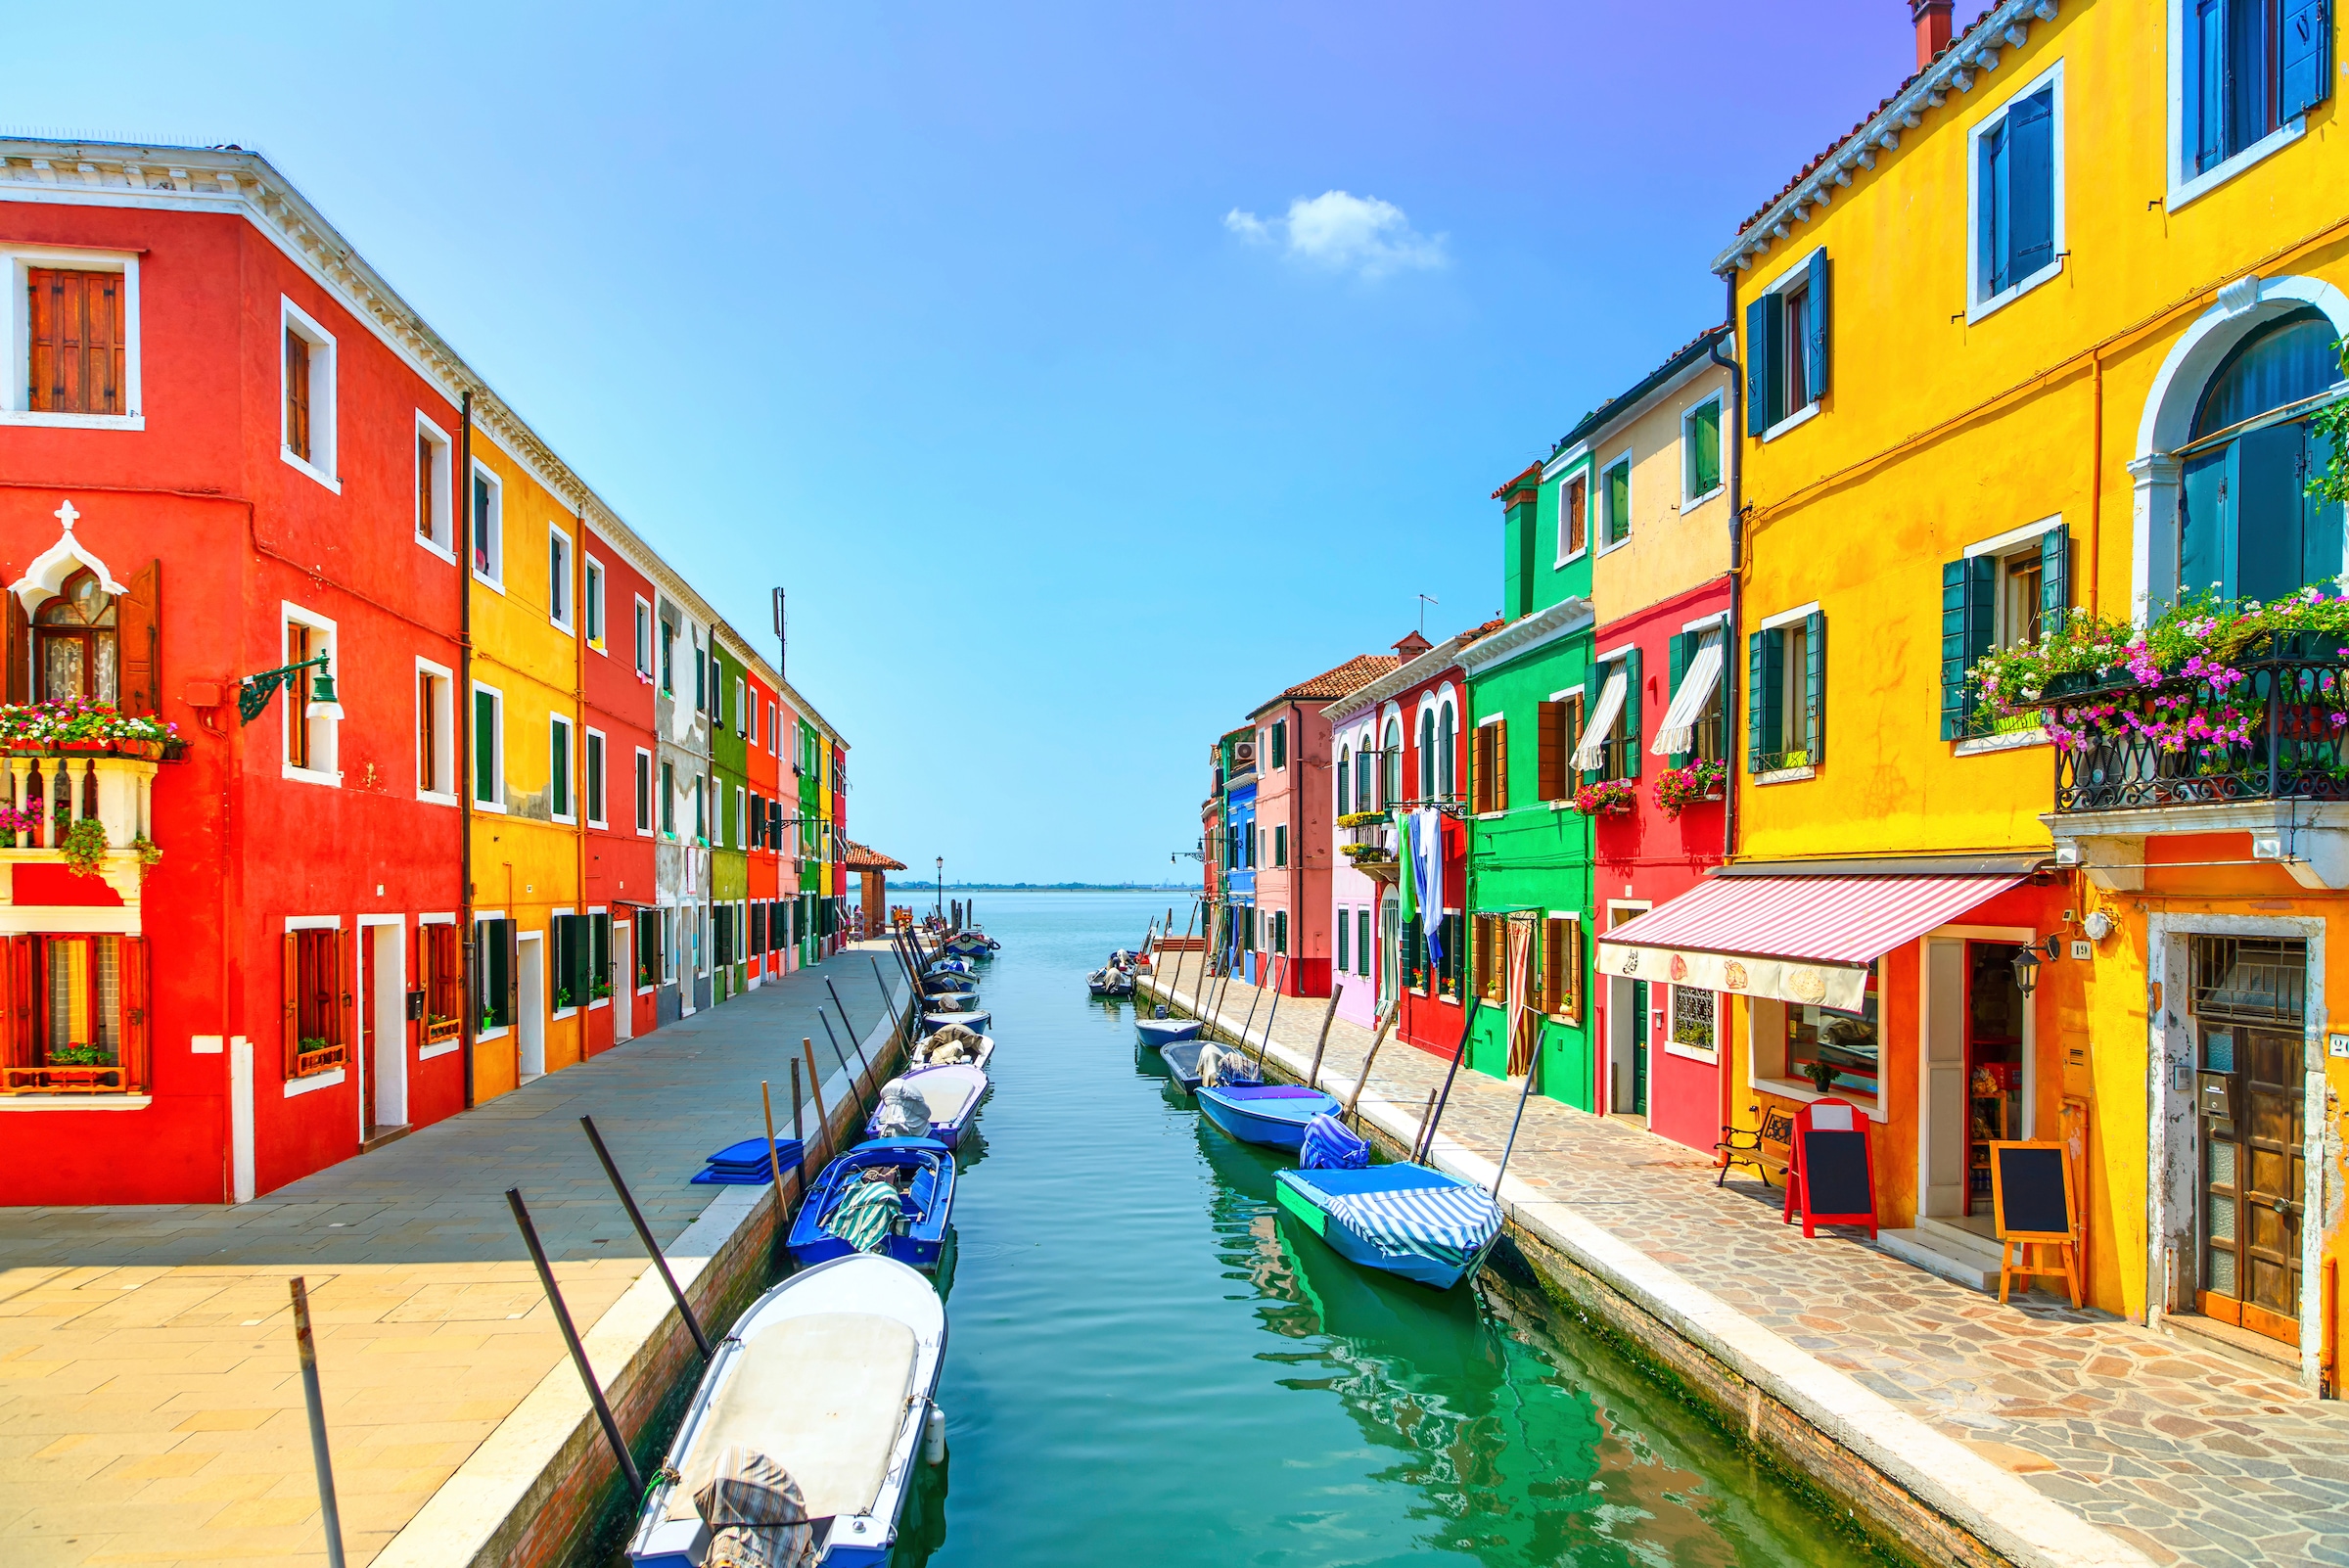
xmin=1686 ymin=0 xmax=2341 ymax=1381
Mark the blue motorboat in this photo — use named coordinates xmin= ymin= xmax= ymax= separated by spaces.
xmin=786 ymin=1138 xmax=956 ymax=1271
xmin=1135 ymin=1014 xmax=1202 ymax=1049
xmin=863 ymin=1063 xmax=990 ymax=1149
xmin=1157 ymin=1039 xmax=1259 ymax=1092
xmin=1195 ymin=1084 xmax=1343 ymax=1149
xmin=922 ymin=972 xmax=981 ymax=997
xmin=1274 ymin=1161 xmax=1506 ymax=1290
xmin=626 ymin=1253 xmax=946 ymax=1567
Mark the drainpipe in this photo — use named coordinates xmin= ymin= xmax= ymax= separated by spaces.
xmin=458 ymin=389 xmax=476 ymax=1108
xmin=1708 ymin=289 xmax=1743 ymax=1155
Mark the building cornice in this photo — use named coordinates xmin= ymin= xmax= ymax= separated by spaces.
xmin=1457 ymin=598 xmax=1594 ymax=674
xmin=1322 ymin=631 xmax=1478 ymax=720
xmin=1711 ymin=0 xmax=2059 ymax=277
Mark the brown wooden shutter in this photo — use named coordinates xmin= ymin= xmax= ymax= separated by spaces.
xmin=1537 ymin=702 xmax=1565 ymax=802
xmin=285 ymin=328 xmax=311 ymax=460
xmin=331 ymin=928 xmax=349 ymax=1050
xmin=118 ymin=560 xmax=160 ymax=716
xmin=120 ymin=935 xmax=149 ymax=1092
xmin=505 ymin=920 xmax=519 ymax=1029
xmin=93 ymin=272 xmax=124 ymax=414
xmin=1563 ymin=918 xmax=1584 ymax=1026
xmin=1 ymin=934 xmax=31 ymax=1070
xmin=27 ymin=268 xmax=57 ymax=411
xmin=1493 ymin=719 xmax=1509 ymax=810
xmin=282 ymin=931 xmax=301 ymax=1077
xmin=4 ymin=592 xmax=26 ymax=705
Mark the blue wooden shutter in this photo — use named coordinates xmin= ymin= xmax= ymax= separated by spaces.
xmin=1804 ymin=251 xmax=1830 ymax=400
xmin=2039 ymin=524 xmax=2071 ymax=636
xmin=1804 ymin=611 xmax=1826 ymax=765
xmin=1745 ymin=297 xmax=1774 ymax=435
xmin=1622 ymin=647 xmax=1642 ymax=780
xmin=1980 ymin=116 xmax=2008 ymax=295
xmin=2007 ymin=89 xmax=2055 ymax=283
xmin=1666 ymin=633 xmax=1689 ymax=768
xmin=2188 ymin=0 xmax=2226 ymax=172
xmin=2283 ymin=0 xmax=2333 ymax=120
xmin=1940 ymin=558 xmax=1995 ymax=740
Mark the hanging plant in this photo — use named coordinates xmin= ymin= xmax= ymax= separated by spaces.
xmin=1334 ymin=809 xmax=1387 ymax=828
xmin=1653 ymin=760 xmax=1727 ymax=817
xmin=130 ymin=835 xmax=162 ymax=872
xmin=2306 ymin=341 xmax=2349 ymax=505
xmin=58 ymin=817 xmax=109 ymax=877
xmin=1573 ymin=779 xmax=1637 ymax=816
xmin=0 ymin=804 xmax=39 ymax=844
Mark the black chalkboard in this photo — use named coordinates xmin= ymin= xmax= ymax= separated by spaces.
xmin=1992 ymin=1144 xmax=2072 ymax=1238
xmin=1798 ymin=1129 xmax=1872 ymax=1218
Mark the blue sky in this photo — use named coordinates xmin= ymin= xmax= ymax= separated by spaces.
xmin=12 ymin=2 xmax=1976 ymax=883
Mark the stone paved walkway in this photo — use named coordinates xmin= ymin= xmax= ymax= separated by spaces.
xmin=1144 ymin=956 xmax=2349 ymax=1568
xmin=0 ymin=945 xmax=909 ymax=1568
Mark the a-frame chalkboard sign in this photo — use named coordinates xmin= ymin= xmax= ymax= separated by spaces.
xmin=1780 ymin=1098 xmax=1877 ymax=1238
xmin=1988 ymin=1140 xmax=2080 ymax=1307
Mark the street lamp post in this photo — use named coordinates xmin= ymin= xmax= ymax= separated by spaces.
xmin=935 ymin=857 xmax=944 ymax=926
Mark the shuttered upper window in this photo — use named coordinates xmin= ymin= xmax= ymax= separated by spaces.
xmin=1747 ymin=612 xmax=1825 ymax=774
xmin=25 ymin=267 xmax=127 ymax=416
xmin=279 ymin=300 xmax=337 ymax=484
xmin=1744 ymin=251 xmax=1830 ymax=438
xmin=2178 ymin=0 xmax=2331 ymax=200
xmin=1971 ymin=69 xmax=2062 ymax=315
xmin=1942 ymin=525 xmax=2068 ymax=741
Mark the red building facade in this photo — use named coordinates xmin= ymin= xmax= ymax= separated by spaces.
xmin=583 ymin=530 xmax=662 ymax=1048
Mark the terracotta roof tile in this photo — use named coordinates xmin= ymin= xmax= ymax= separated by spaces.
xmin=1258 ymin=654 xmax=1402 ymax=712
xmin=841 ymin=839 xmax=904 ymax=871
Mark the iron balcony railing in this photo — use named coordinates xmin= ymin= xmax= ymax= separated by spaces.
xmin=2045 ymin=635 xmax=2349 ymax=813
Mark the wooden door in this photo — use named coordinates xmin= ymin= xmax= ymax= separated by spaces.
xmin=2199 ymin=1025 xmax=2305 ymax=1345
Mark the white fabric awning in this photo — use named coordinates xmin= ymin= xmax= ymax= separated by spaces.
xmin=1569 ymin=669 xmax=1628 ymax=771
xmin=1650 ymin=639 xmax=1726 ymax=757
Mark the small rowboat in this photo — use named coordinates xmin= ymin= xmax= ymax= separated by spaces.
xmin=1086 ymin=967 xmax=1134 ymax=998
xmin=785 ymin=1138 xmax=957 ymax=1271
xmin=1195 ymin=1084 xmax=1341 ymax=1149
xmin=1156 ymin=1039 xmax=1259 ymax=1092
xmin=922 ymin=973 xmax=981 ymax=997
xmin=927 ymin=956 xmax=977 ymax=978
xmin=1134 ymin=1015 xmax=1202 ymax=1049
xmin=922 ymin=1007 xmax=990 ymax=1036
xmin=1274 ymin=1162 xmax=1505 ymax=1290
xmin=626 ymin=1253 xmax=946 ymax=1567
xmin=863 ymin=1064 xmax=990 ymax=1149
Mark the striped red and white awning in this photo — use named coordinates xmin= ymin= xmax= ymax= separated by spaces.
xmin=1594 ymin=873 xmax=2026 ymax=1011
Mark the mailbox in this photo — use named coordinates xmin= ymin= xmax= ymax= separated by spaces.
xmin=2196 ymin=1071 xmax=2234 ymax=1124
xmin=405 ymin=988 xmax=426 ymax=1022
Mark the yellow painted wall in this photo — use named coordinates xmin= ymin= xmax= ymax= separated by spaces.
xmin=1725 ymin=0 xmax=2349 ymax=1338
xmin=1589 ymin=359 xmax=1735 ymax=620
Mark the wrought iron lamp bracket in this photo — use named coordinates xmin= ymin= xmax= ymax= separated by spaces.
xmin=237 ymin=654 xmax=332 ymax=726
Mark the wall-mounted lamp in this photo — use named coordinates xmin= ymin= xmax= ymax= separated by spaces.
xmin=237 ymin=653 xmax=340 ymax=726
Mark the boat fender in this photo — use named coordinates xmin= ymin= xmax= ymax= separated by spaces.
xmin=924 ymin=1404 xmax=947 ymax=1465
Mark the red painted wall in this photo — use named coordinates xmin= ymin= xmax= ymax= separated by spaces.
xmin=584 ymin=534 xmax=660 ymax=1050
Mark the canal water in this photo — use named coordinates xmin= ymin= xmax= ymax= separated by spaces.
xmin=886 ymin=890 xmax=1884 ymax=1567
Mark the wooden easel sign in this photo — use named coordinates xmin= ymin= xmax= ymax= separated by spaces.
xmin=1988 ymin=1140 xmax=2081 ymax=1307
xmin=1780 ymin=1098 xmax=1877 ymax=1238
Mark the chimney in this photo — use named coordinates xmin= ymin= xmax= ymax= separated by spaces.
xmin=1911 ymin=0 xmax=1953 ymax=69
xmin=1393 ymin=630 xmax=1433 ymax=661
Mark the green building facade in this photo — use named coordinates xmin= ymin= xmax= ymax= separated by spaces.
xmin=710 ymin=641 xmax=750 ymax=1002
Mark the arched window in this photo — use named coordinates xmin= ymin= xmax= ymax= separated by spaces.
xmin=1356 ymin=733 xmax=1372 ymax=810
xmin=2179 ymin=307 xmax=2346 ymax=603
xmin=35 ymin=570 xmax=117 ymax=704
xmin=1336 ymin=747 xmax=1350 ymax=815
xmin=1381 ymin=718 xmax=1402 ymax=806
xmin=1437 ymin=702 xmax=1455 ymax=799
xmin=1418 ymin=710 xmax=1436 ymax=801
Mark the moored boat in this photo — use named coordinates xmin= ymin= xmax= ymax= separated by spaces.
xmin=922 ymin=1007 xmax=990 ymax=1036
xmin=864 ymin=1064 xmax=990 ymax=1150
xmin=1157 ymin=1038 xmax=1259 ymax=1092
xmin=626 ymin=1253 xmax=947 ymax=1567
xmin=1134 ymin=1014 xmax=1202 ymax=1048
xmin=785 ymin=1137 xmax=957 ymax=1271
xmin=1195 ymin=1084 xmax=1341 ymax=1149
xmin=1274 ymin=1161 xmax=1505 ymax=1290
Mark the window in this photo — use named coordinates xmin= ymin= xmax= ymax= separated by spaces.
xmin=1670 ymin=985 xmax=1717 ymax=1057
xmin=1747 ymin=612 xmax=1824 ymax=773
xmin=35 ymin=570 xmax=118 ymax=704
xmin=1601 ymin=455 xmax=1632 ymax=546
xmin=1537 ymin=694 xmax=1585 ymax=802
xmin=636 ymin=749 xmax=654 ymax=834
xmin=1973 ymin=72 xmax=2061 ymax=313
xmin=471 ymin=464 xmax=503 ymax=583
xmin=2177 ymin=0 xmax=2332 ymax=200
xmin=1541 ymin=915 xmax=1583 ymax=1023
xmin=475 ymin=917 xmax=516 ymax=1033
xmin=1419 ymin=709 xmax=1437 ymax=801
xmin=1573 ymin=653 xmax=1639 ymax=783
xmin=767 ymin=703 xmax=778 ymax=754
xmin=695 ymin=645 xmax=707 ymax=713
xmin=660 ymin=618 xmax=676 ymax=693
xmin=0 ymin=933 xmax=150 ymax=1094
xmin=1272 ymin=909 xmax=1288 ymax=955
xmin=551 ymin=914 xmax=583 ymax=1013
xmin=1472 ymin=718 xmax=1509 ymax=812
xmin=1941 ymin=525 xmax=2069 ymax=739
xmin=1273 ymin=824 xmax=1288 ymax=867
xmin=2178 ymin=307 xmax=2347 ymax=605
xmin=282 ymin=610 xmax=339 ymax=781
xmin=473 ymin=684 xmax=504 ymax=807
xmin=1337 ymin=907 xmax=1350 ymax=973
xmin=1682 ymin=396 xmax=1723 ymax=502
xmin=584 ymin=558 xmax=605 ymax=648
xmin=1336 ymin=747 xmax=1350 ymax=813
xmin=1656 ymin=630 xmax=1729 ymax=765
xmin=420 ymin=924 xmax=463 ymax=1042
xmin=280 ymin=300 xmax=337 ymax=484
xmin=415 ymin=416 xmax=452 ymax=552
xmin=636 ymin=909 xmax=664 ymax=988
xmin=1269 ymin=719 xmax=1287 ymax=770
xmin=282 ymin=927 xmax=347 ymax=1079
xmin=584 ymin=728 xmax=607 ymax=826
xmin=549 ymin=528 xmax=572 ymax=631
xmin=735 ymin=677 xmax=747 ymax=736
xmin=417 ymin=662 xmax=455 ymax=799
xmin=635 ymin=599 xmax=653 ymax=676
xmin=1381 ymin=717 xmax=1403 ymax=805
xmin=1560 ymin=475 xmax=1589 ymax=561
xmin=1745 ymin=251 xmax=1830 ymax=437
xmin=22 ymin=264 xmax=129 ymax=418
xmin=1358 ymin=908 xmax=1372 ymax=977
xmin=694 ymin=774 xmax=707 ymax=843
xmin=1436 ymin=703 xmax=1455 ymax=799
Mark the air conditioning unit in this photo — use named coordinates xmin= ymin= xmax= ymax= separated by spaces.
xmin=1233 ymin=741 xmax=1256 ymax=765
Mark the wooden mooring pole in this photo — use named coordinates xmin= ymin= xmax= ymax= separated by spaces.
xmin=288 ymin=1276 xmax=347 ymax=1568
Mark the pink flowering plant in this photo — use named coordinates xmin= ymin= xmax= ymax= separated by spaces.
xmin=1653 ymin=760 xmax=1727 ymax=817
xmin=1965 ymin=583 xmax=2349 ymax=762
xmin=0 ymin=700 xmax=181 ymax=752
xmin=1574 ymin=779 xmax=1637 ymax=816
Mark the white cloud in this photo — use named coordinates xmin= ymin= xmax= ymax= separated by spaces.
xmin=1222 ymin=190 xmax=1447 ymax=279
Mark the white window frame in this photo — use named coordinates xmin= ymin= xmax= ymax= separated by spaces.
xmin=414 ymin=412 xmax=455 ymax=559
xmin=549 ymin=713 xmax=576 ymax=824
xmin=2165 ymin=1 xmax=2310 ymax=212
xmin=472 ymin=680 xmax=507 ymax=812
xmin=278 ymin=299 xmax=339 ymax=491
xmin=634 ymin=596 xmax=654 ymax=678
xmin=583 ymin=726 xmax=608 ymax=828
xmin=583 ymin=555 xmax=606 ymax=651
xmin=1596 ymin=449 xmax=1635 ymax=555
xmin=635 ymin=747 xmax=656 ymax=836
xmin=1549 ymin=460 xmax=1592 ymax=569
xmin=548 ymin=523 xmax=575 ymax=635
xmin=735 ymin=676 xmax=747 ymax=736
xmin=281 ymin=602 xmax=342 ymax=788
xmin=2 ymin=246 xmax=143 ymax=430
xmin=766 ymin=702 xmax=779 ymax=754
xmin=549 ymin=906 xmax=580 ymax=1019
xmin=1967 ymin=60 xmax=2067 ymax=323
xmin=415 ymin=656 xmax=457 ymax=805
xmin=470 ymin=461 xmax=505 ymax=591
xmin=1759 ymin=247 xmax=1824 ymax=442
xmin=1680 ymin=391 xmax=1727 ymax=509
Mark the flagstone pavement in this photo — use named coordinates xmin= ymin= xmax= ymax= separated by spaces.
xmin=0 ymin=945 xmax=907 ymax=1568
xmin=1145 ymin=955 xmax=2349 ymax=1568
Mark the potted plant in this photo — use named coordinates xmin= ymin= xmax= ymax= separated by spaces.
xmin=0 ymin=804 xmax=39 ymax=848
xmin=591 ymin=977 xmax=613 ymax=1000
xmin=129 ymin=836 xmax=162 ymax=874
xmin=57 ymin=817 xmax=108 ymax=878
xmin=1654 ymin=760 xmax=1727 ymax=818
xmin=1574 ymin=779 xmax=1637 ymax=816
xmin=1800 ymin=1057 xmax=1838 ymax=1094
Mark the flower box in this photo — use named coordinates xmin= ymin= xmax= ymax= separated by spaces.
xmin=1575 ymin=780 xmax=1638 ymax=816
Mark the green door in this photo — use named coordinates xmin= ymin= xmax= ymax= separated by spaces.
xmin=1631 ymin=980 xmax=1649 ymax=1115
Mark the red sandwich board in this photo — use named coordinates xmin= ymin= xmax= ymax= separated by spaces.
xmin=1781 ymin=1097 xmax=1877 ymax=1238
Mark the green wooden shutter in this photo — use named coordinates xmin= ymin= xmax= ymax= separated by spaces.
xmin=1940 ymin=558 xmax=1995 ymax=740
xmin=1621 ymin=647 xmax=1642 ymax=780
xmin=1805 ymin=251 xmax=1830 ymax=400
xmin=1583 ymin=664 xmax=1603 ymax=785
xmin=1712 ymin=628 xmax=1734 ymax=763
xmin=1804 ymin=611 xmax=1826 ymax=766
xmin=1746 ymin=631 xmax=1768 ymax=773
xmin=1744 ymin=298 xmax=1771 ymax=436
xmin=1666 ymin=633 xmax=1689 ymax=769
xmin=2039 ymin=524 xmax=2070 ymax=636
